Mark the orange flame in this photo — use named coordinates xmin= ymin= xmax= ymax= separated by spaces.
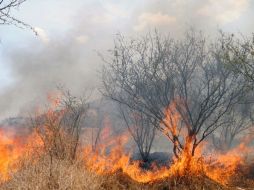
xmin=82 ymin=101 xmax=253 ymax=185
xmin=0 ymin=129 xmax=24 ymax=180
xmin=0 ymin=128 xmax=43 ymax=181
xmin=0 ymin=97 xmax=252 ymax=187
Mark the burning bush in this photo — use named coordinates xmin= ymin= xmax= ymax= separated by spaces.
xmin=30 ymin=90 xmax=89 ymax=161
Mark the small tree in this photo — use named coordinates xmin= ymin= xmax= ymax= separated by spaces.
xmin=102 ymin=31 xmax=246 ymax=160
xmin=88 ymin=108 xmax=111 ymax=151
xmin=89 ymin=107 xmax=105 ymax=151
xmin=212 ymin=107 xmax=252 ymax=152
xmin=120 ymin=106 xmax=156 ymax=162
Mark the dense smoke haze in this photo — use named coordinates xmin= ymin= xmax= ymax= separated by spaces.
xmin=0 ymin=0 xmax=254 ymax=119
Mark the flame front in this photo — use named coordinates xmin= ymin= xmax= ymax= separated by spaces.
xmin=0 ymin=98 xmax=252 ymax=187
xmin=83 ymin=133 xmax=248 ymax=184
xmin=82 ymin=102 xmax=252 ymax=185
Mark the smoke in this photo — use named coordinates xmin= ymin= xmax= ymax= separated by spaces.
xmin=0 ymin=34 xmax=104 ymax=119
xmin=0 ymin=0 xmax=253 ymax=120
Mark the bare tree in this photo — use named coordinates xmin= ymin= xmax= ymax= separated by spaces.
xmin=102 ymin=31 xmax=246 ymax=160
xmin=0 ymin=0 xmax=35 ymax=32
xmin=90 ymin=107 xmax=105 ymax=151
xmin=120 ymin=106 xmax=156 ymax=162
xmin=212 ymin=107 xmax=252 ymax=152
xmin=90 ymin=108 xmax=111 ymax=151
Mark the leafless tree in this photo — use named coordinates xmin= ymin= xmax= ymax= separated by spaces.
xmin=0 ymin=0 xmax=35 ymax=32
xmin=120 ymin=106 xmax=156 ymax=162
xmin=212 ymin=106 xmax=252 ymax=152
xmin=90 ymin=107 xmax=105 ymax=151
xmin=89 ymin=107 xmax=110 ymax=151
xmin=102 ymin=31 xmax=246 ymax=159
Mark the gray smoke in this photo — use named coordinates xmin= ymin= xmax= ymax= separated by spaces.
xmin=0 ymin=36 xmax=104 ymax=119
xmin=0 ymin=0 xmax=253 ymax=120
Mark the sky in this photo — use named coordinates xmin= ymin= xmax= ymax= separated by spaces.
xmin=0 ymin=0 xmax=254 ymax=119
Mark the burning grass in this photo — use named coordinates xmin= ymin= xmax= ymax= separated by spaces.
xmin=82 ymin=134 xmax=254 ymax=189
xmin=0 ymin=128 xmax=253 ymax=190
xmin=80 ymin=101 xmax=254 ymax=189
xmin=0 ymin=97 xmax=253 ymax=190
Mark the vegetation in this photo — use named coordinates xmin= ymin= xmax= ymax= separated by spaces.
xmin=102 ymin=31 xmax=248 ymax=160
xmin=0 ymin=30 xmax=254 ymax=189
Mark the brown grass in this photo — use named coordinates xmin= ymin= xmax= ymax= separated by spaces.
xmin=0 ymin=154 xmax=103 ymax=190
xmin=1 ymin=154 xmax=250 ymax=190
xmin=101 ymin=172 xmax=232 ymax=190
xmin=0 ymin=128 xmax=253 ymax=190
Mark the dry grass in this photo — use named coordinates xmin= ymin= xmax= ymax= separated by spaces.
xmin=1 ymin=155 xmax=253 ymax=190
xmin=101 ymin=173 xmax=230 ymax=190
xmin=0 ymin=155 xmax=103 ymax=190
xmin=1 ymin=126 xmax=253 ymax=190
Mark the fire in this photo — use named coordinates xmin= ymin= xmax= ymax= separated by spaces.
xmin=82 ymin=101 xmax=253 ymax=185
xmin=83 ymin=131 xmax=250 ymax=185
xmin=0 ymin=97 xmax=252 ymax=187
xmin=0 ymin=127 xmax=43 ymax=182
xmin=204 ymin=141 xmax=252 ymax=185
xmin=83 ymin=133 xmax=171 ymax=183
xmin=0 ymin=129 xmax=24 ymax=180
xmin=0 ymin=94 xmax=64 ymax=183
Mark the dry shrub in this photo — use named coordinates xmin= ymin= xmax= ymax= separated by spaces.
xmin=0 ymin=90 xmax=100 ymax=189
xmin=30 ymin=90 xmax=89 ymax=162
